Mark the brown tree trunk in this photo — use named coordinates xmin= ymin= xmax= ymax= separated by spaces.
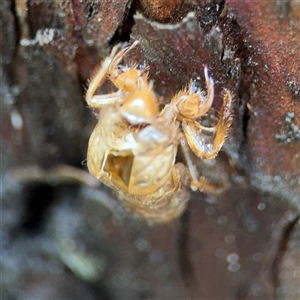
xmin=1 ymin=0 xmax=299 ymax=299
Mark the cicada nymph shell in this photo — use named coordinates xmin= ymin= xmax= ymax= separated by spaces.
xmin=85 ymin=41 xmax=233 ymax=223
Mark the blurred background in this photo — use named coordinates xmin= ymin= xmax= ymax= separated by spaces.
xmin=1 ymin=0 xmax=299 ymax=299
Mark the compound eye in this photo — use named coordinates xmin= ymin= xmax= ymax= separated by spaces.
xmin=121 ymin=90 xmax=159 ymax=124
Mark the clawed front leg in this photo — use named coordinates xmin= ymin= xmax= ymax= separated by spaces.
xmin=86 ymin=90 xmax=127 ymax=109
xmin=108 ymin=40 xmax=140 ymax=79
xmin=85 ymin=41 xmax=146 ymax=109
xmin=182 ymin=89 xmax=233 ymax=159
xmin=177 ymin=66 xmax=215 ymax=119
xmin=85 ymin=43 xmax=123 ymax=106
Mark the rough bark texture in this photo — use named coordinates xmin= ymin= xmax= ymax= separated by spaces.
xmin=1 ymin=0 xmax=299 ymax=299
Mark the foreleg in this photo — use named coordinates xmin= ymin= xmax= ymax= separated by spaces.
xmin=182 ymin=89 xmax=233 ymax=159
xmin=177 ymin=66 xmax=215 ymax=119
xmin=85 ymin=43 xmax=123 ymax=107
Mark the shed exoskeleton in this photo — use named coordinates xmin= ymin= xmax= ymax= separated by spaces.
xmin=85 ymin=41 xmax=233 ymax=223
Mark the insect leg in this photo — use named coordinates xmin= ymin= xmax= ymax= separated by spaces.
xmin=86 ymin=90 xmax=127 ymax=109
xmin=177 ymin=66 xmax=215 ymax=119
xmin=85 ymin=43 xmax=122 ymax=105
xmin=182 ymin=89 xmax=233 ymax=159
xmin=180 ymin=137 xmax=225 ymax=194
xmin=108 ymin=40 xmax=139 ymax=75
